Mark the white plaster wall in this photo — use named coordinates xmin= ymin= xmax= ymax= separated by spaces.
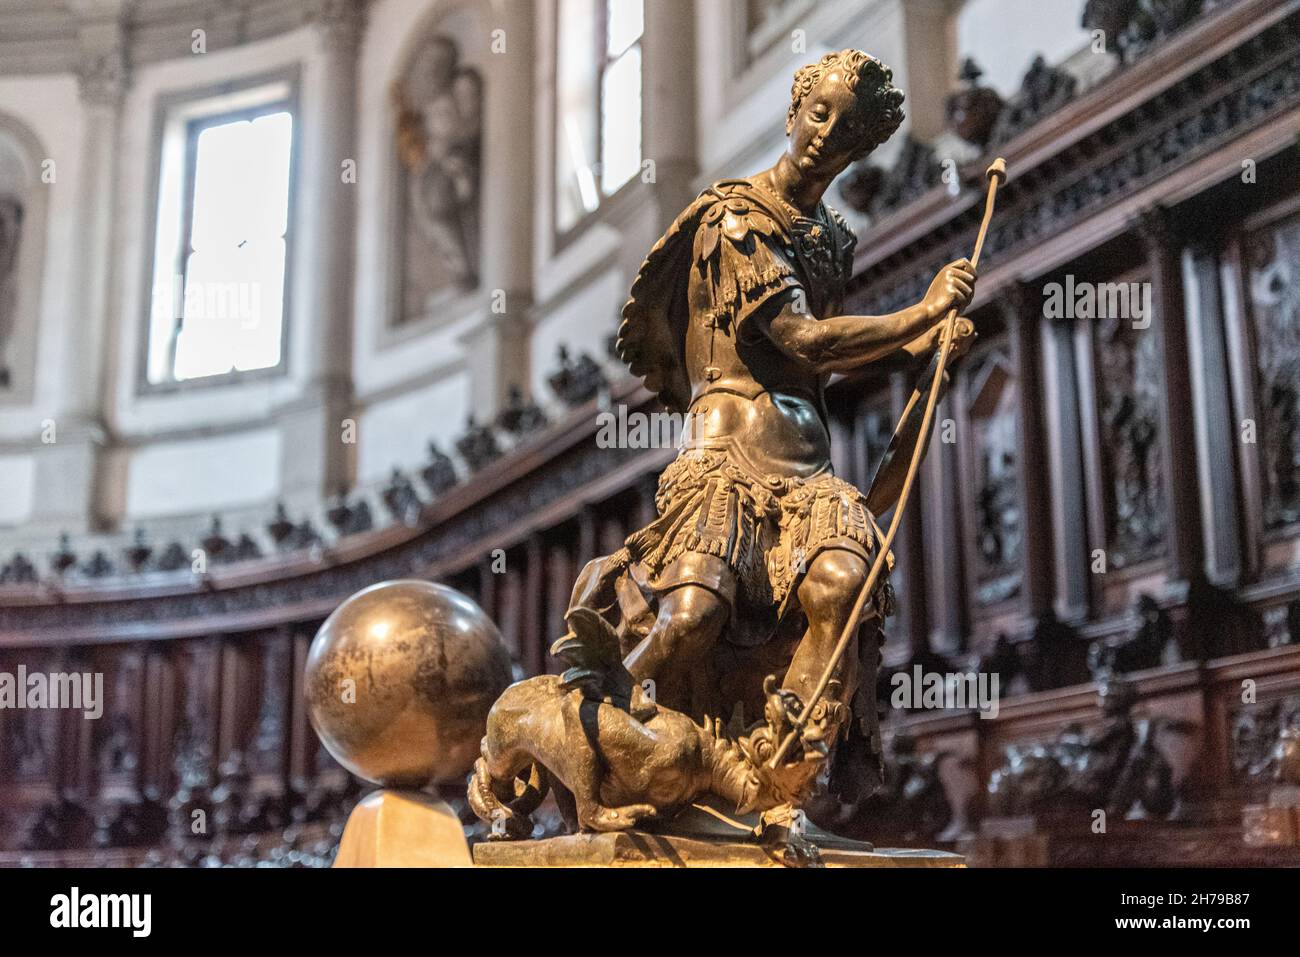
xmin=0 ymin=75 xmax=96 ymax=535
xmin=955 ymin=0 xmax=1093 ymax=97
xmin=124 ymin=428 xmax=282 ymax=519
xmin=529 ymin=263 xmax=627 ymax=402
xmin=0 ymin=453 xmax=35 ymax=527
xmin=356 ymin=373 xmax=468 ymax=484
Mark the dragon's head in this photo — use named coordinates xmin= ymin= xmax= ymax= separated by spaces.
xmin=731 ymin=676 xmax=845 ymax=814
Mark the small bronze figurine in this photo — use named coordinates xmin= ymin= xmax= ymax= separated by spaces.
xmin=473 ymin=49 xmax=983 ymax=854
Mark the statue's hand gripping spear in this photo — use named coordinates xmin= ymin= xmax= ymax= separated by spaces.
xmin=770 ymin=158 xmax=1008 ymax=769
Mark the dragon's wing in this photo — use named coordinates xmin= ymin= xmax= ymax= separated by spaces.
xmin=615 ymin=191 xmax=715 ymax=414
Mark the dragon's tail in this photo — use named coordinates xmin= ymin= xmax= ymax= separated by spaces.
xmin=468 ymin=757 xmax=549 ymax=840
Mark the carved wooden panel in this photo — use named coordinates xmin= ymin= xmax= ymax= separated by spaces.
xmin=1244 ymin=209 xmax=1300 ymax=532
xmin=847 ymin=392 xmax=904 ymax=658
xmin=1089 ymin=309 xmax=1169 ymax=570
xmin=92 ymin=645 xmax=144 ymax=794
xmin=959 ymin=342 xmax=1024 ymax=608
xmin=494 ymin=546 xmax=525 ymax=665
xmin=1 ymin=666 xmax=58 ymax=785
xmin=855 ymin=396 xmax=894 ymax=500
xmin=170 ymin=640 xmax=220 ymax=791
xmin=249 ymin=633 xmax=292 ymax=779
xmin=1230 ymin=690 xmax=1300 ymax=785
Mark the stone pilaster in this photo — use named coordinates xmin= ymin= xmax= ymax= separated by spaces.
xmin=279 ymin=0 xmax=365 ymax=501
xmin=464 ymin=0 xmax=535 ymax=417
xmin=51 ymin=1 xmax=130 ymax=533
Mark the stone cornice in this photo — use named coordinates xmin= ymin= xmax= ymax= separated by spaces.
xmin=0 ymin=0 xmax=356 ymax=76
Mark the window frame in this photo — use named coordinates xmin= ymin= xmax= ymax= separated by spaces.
xmin=137 ymin=69 xmax=301 ymax=396
xmin=551 ymin=0 xmax=645 ymax=247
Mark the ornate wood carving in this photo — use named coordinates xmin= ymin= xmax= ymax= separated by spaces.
xmin=988 ymin=56 xmax=1077 ymax=149
xmin=94 ymin=647 xmax=143 ymax=786
xmin=251 ymin=635 xmax=291 ymax=777
xmin=496 ymin=384 xmax=549 ymax=437
xmin=841 ymin=135 xmax=939 ymax=217
xmin=963 ymin=344 xmax=1024 ymax=606
xmin=546 ymin=345 xmax=608 ymax=407
xmin=1084 ymin=0 xmax=1208 ymax=64
xmin=1231 ymin=691 xmax=1300 ymax=783
xmin=1091 ymin=311 xmax=1169 ymax=568
xmin=3 ymin=693 xmax=56 ymax=782
xmin=454 ymin=417 xmax=502 ymax=472
xmin=1245 ymin=209 xmax=1300 ymax=530
xmin=850 ymin=9 xmax=1300 ymax=318
xmin=946 ymin=59 xmax=1005 ymax=149
xmin=171 ymin=641 xmax=219 ymax=792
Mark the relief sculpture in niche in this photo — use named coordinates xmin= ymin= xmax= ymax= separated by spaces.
xmin=392 ymin=34 xmax=482 ymax=321
xmin=967 ymin=346 xmax=1022 ymax=605
xmin=1094 ymin=311 xmax=1167 ymax=568
xmin=1247 ymin=212 xmax=1300 ymax=530
xmin=0 ymin=195 xmax=22 ymax=388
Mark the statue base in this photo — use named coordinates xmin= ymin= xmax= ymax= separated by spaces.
xmin=473 ymin=799 xmax=962 ymax=867
xmin=333 ymin=791 xmax=963 ymax=868
xmin=472 ymin=830 xmax=963 ymax=868
xmin=333 ymin=789 xmax=473 ymax=867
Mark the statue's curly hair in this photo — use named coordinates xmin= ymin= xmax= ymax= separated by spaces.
xmin=786 ymin=49 xmax=905 ymax=160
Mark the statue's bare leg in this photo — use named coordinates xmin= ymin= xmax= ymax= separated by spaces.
xmin=624 ymin=584 xmax=728 ymax=713
xmin=786 ymin=548 xmax=871 ymax=722
xmin=757 ymin=549 xmax=871 ymax=865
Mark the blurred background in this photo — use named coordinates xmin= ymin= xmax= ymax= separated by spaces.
xmin=1 ymin=0 xmax=1299 ymax=866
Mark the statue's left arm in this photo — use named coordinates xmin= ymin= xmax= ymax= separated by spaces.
xmin=757 ymin=258 xmax=976 ymax=375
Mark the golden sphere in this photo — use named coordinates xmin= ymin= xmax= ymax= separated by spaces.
xmin=305 ymin=579 xmax=513 ymax=787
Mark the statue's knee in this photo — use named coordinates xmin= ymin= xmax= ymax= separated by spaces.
xmin=802 ymin=550 xmax=869 ymax=614
xmin=659 ymin=585 xmax=728 ymax=655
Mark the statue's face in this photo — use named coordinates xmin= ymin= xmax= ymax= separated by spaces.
xmin=788 ymin=70 xmax=871 ymax=176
